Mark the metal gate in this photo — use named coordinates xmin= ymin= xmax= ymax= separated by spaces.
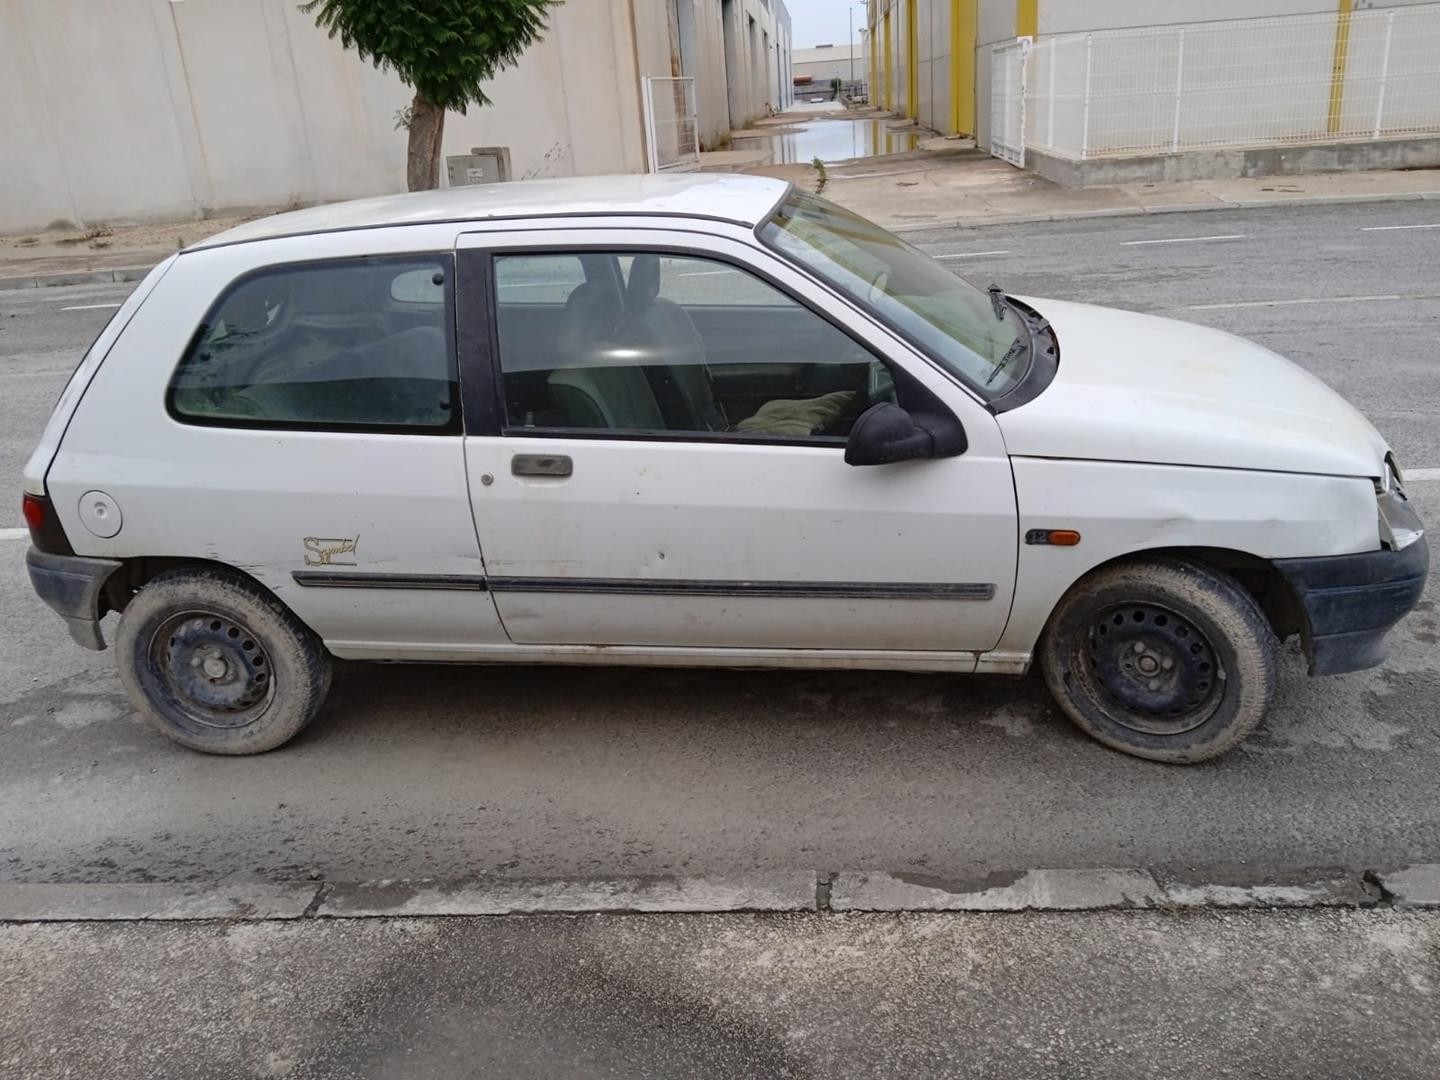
xmin=990 ymin=37 xmax=1031 ymax=168
xmin=642 ymin=76 xmax=701 ymax=173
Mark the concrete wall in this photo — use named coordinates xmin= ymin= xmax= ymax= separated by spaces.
xmin=0 ymin=0 xmax=790 ymax=232
xmin=1039 ymin=0 xmax=1438 ymax=35
xmin=794 ymin=45 xmax=864 ymax=87
xmin=866 ymin=0 xmax=1436 ymax=152
xmin=1025 ymin=2 xmax=1440 ymax=163
xmin=917 ymin=1 xmax=955 ymax=134
xmin=657 ymin=0 xmax=791 ymax=146
xmin=871 ymin=0 xmax=986 ymax=136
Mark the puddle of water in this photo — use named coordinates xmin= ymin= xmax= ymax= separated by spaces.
xmin=731 ymin=119 xmax=921 ymax=165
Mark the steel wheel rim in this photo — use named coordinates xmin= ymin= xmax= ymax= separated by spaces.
xmin=148 ymin=610 xmax=275 ymax=730
xmin=1082 ymin=602 xmax=1225 ymax=736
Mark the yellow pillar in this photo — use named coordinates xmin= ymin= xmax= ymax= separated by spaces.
xmin=906 ymin=0 xmax=920 ymax=120
xmin=1328 ymin=0 xmax=1354 ymax=134
xmin=1016 ymin=0 xmax=1038 ymax=39
xmin=882 ymin=7 xmax=894 ymax=112
xmin=951 ymin=0 xmax=978 ymax=135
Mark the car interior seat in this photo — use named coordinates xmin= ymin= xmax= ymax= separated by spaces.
xmin=548 ymin=275 xmax=667 ymax=431
xmin=617 ymin=255 xmax=727 ymax=432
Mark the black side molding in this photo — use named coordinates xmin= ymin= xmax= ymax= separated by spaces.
xmin=290 ymin=573 xmax=996 ymax=602
xmin=292 ymin=572 xmax=487 ymax=591
xmin=487 ymin=578 xmax=995 ymax=600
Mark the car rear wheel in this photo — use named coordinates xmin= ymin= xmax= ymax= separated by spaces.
xmin=115 ymin=567 xmax=331 ymax=755
xmin=1039 ymin=557 xmax=1277 ymax=764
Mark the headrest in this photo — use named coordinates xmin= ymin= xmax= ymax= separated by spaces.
xmin=626 ymin=255 xmax=662 ymax=310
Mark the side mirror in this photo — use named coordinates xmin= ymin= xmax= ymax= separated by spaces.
xmin=844 ymin=402 xmax=967 ymax=467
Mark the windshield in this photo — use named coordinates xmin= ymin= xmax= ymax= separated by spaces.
xmin=760 ymin=192 xmax=1031 ymax=397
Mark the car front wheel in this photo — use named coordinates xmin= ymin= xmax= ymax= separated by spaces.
xmin=1039 ymin=557 xmax=1278 ymax=764
xmin=115 ymin=567 xmax=332 ymax=755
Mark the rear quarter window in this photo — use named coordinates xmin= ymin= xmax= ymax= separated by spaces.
xmin=168 ymin=255 xmax=459 ymax=434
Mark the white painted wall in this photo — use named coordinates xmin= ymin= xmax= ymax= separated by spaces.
xmin=794 ymin=46 xmax=864 ymax=87
xmin=1027 ymin=3 xmax=1440 ymax=159
xmin=974 ymin=0 xmax=1440 ymax=150
xmin=917 ymin=0 xmax=955 ymax=133
xmin=1039 ymin=0 xmax=1438 ymax=35
xmin=0 ymin=0 xmax=790 ymax=232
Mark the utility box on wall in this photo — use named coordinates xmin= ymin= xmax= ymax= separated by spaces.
xmin=445 ymin=147 xmax=512 ymax=187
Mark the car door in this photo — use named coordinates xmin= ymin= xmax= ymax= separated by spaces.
xmin=455 ymin=228 xmax=1018 ymax=656
xmin=46 ymin=246 xmax=507 ymax=658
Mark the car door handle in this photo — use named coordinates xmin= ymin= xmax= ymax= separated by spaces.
xmin=512 ymin=454 xmax=573 ymax=478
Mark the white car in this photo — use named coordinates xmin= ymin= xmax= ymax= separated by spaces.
xmin=23 ymin=175 xmax=1427 ymax=763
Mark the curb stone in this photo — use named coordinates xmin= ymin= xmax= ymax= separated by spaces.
xmin=829 ymin=869 xmax=1164 ymax=912
xmin=0 ymin=882 xmax=320 ymax=921
xmin=0 ymin=265 xmax=153 ymax=292
xmin=319 ymin=873 xmax=821 ymax=917
xmin=889 ymin=189 xmax=1440 ymax=234
xmin=1371 ymin=865 xmax=1440 ymax=909
xmin=1154 ymin=873 xmax=1378 ymax=909
xmin=1 ymin=867 xmax=1429 ymax=922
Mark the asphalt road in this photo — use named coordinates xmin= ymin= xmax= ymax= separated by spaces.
xmin=6 ymin=909 xmax=1438 ymax=1079
xmin=1 ymin=200 xmax=1437 ymax=886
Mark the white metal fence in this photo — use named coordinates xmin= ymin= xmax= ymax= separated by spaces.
xmin=642 ymin=76 xmax=702 ymax=173
xmin=990 ymin=37 xmax=1030 ymax=167
xmin=993 ymin=4 xmax=1440 ymax=165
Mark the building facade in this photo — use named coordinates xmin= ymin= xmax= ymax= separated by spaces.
xmin=0 ymin=0 xmax=790 ymax=233
xmin=793 ymin=44 xmax=866 ymax=87
xmin=866 ymin=0 xmax=1437 ymax=147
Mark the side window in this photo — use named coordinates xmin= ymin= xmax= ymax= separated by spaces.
xmin=492 ymin=251 xmax=895 ymax=439
xmin=495 ymin=254 xmax=586 ymax=305
xmin=168 ymin=256 xmax=458 ymax=432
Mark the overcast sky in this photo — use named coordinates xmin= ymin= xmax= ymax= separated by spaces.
xmin=787 ymin=0 xmax=869 ymax=49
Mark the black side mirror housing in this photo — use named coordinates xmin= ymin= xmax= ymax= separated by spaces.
xmin=844 ymin=402 xmax=968 ymax=466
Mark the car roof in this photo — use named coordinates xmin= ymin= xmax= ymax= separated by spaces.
xmin=190 ymin=174 xmax=793 ymax=250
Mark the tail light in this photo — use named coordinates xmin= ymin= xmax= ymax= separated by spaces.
xmin=21 ymin=493 xmax=74 ymax=556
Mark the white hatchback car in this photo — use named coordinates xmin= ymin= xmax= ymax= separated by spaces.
xmin=23 ymin=175 xmax=1427 ymax=762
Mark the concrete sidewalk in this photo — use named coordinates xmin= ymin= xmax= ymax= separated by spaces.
xmin=3 ymin=159 xmax=1438 ymax=290
xmin=753 ymin=151 xmax=1440 ymax=232
xmin=0 ymin=210 xmax=256 ymax=291
xmin=3 ymin=908 xmax=1437 ymax=1078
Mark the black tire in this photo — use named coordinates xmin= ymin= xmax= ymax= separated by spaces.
xmin=115 ymin=567 xmax=332 ymax=755
xmin=1039 ymin=557 xmax=1277 ymax=764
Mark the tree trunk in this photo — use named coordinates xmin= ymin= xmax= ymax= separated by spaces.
xmin=406 ymin=92 xmax=446 ymax=192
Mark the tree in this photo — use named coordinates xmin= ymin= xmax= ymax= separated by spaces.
xmin=301 ymin=0 xmax=561 ymax=191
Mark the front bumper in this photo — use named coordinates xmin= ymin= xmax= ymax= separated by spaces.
xmin=25 ymin=547 xmax=122 ymax=651
xmin=1273 ymin=533 xmax=1429 ymax=676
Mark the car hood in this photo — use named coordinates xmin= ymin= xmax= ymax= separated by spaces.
xmin=997 ymin=298 xmax=1389 ymax=478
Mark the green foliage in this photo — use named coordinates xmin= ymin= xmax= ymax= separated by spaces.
xmin=301 ymin=0 xmax=560 ymax=112
xmin=811 ymin=156 xmax=828 ymax=194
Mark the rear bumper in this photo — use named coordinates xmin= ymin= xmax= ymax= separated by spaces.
xmin=1273 ymin=534 xmax=1429 ymax=676
xmin=25 ymin=547 xmax=122 ymax=651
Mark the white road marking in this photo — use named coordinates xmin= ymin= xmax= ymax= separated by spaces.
xmin=934 ymin=250 xmax=1012 ymax=260
xmin=1121 ymin=234 xmax=1247 ymax=247
xmin=1184 ymin=293 xmax=1440 ymax=311
xmin=1361 ymin=223 xmax=1440 ymax=232
xmin=0 ymin=528 xmax=30 ymax=542
xmin=60 ymin=302 xmax=123 ymax=311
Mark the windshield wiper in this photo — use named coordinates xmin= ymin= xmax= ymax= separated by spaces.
xmin=987 ymin=284 xmax=1008 ymax=322
xmin=986 ymin=335 xmax=1029 ymax=385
